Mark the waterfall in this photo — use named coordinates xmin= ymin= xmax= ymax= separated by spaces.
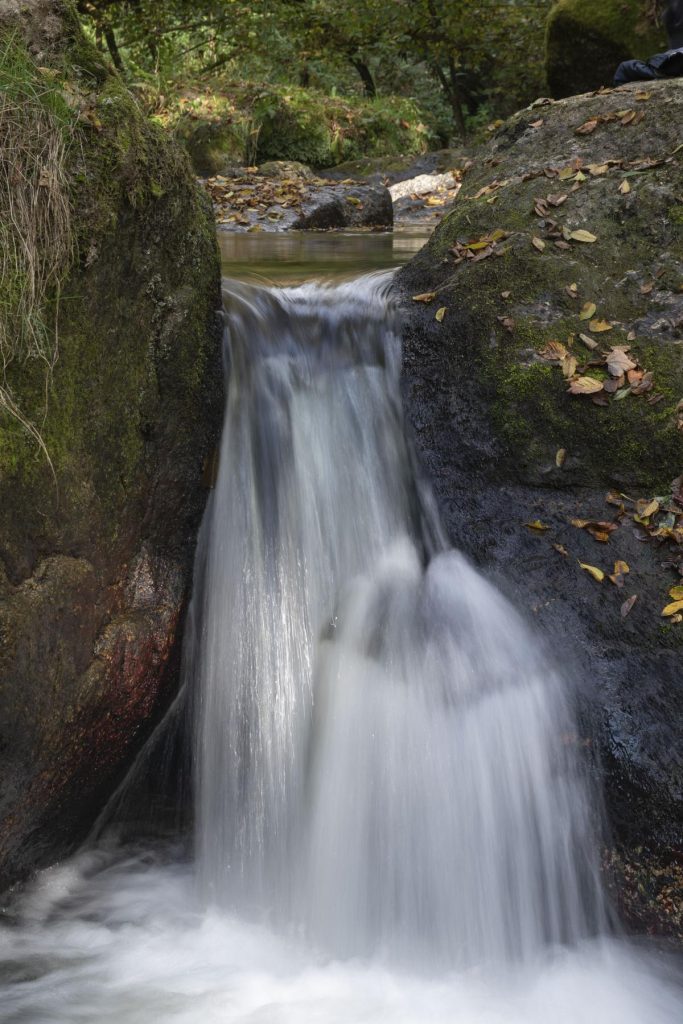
xmin=0 ymin=268 xmax=679 ymax=1024
xmin=190 ymin=274 xmax=605 ymax=965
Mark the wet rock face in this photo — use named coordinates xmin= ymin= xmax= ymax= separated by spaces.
xmin=398 ymin=80 xmax=682 ymax=942
xmin=0 ymin=1 xmax=222 ymax=888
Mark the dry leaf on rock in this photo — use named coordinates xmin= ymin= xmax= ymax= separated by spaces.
xmin=568 ymin=376 xmax=603 ymax=394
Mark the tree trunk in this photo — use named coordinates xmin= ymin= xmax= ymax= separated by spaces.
xmin=350 ymin=58 xmax=377 ymax=98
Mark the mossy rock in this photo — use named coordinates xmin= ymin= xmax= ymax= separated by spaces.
xmin=0 ymin=1 xmax=222 ymax=889
xmin=399 ymin=80 xmax=683 ymax=940
xmin=546 ymin=0 xmax=667 ymax=98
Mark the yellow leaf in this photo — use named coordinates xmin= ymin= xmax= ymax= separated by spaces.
xmin=425 ymin=196 xmax=445 ymax=206
xmin=588 ymin=163 xmax=609 ymax=176
xmin=580 ymin=562 xmax=605 ymax=582
xmin=558 ymin=165 xmax=575 ymax=180
xmin=532 ymin=236 xmax=546 ymax=252
xmin=578 ymin=332 xmax=598 ymax=350
xmin=669 ymin=585 xmax=683 ymax=601
xmin=412 ymin=292 xmax=437 ymax=303
xmin=525 ymin=520 xmax=550 ymax=531
xmin=556 ymin=448 xmax=567 ymax=467
xmin=568 ymin=376 xmax=603 ymax=395
xmin=562 ymin=354 xmax=577 ymax=378
xmin=661 ymin=599 xmax=683 ymax=617
xmin=614 ymin=560 xmax=630 ymax=575
xmin=570 ymin=229 xmax=597 ymax=243
xmin=641 ymin=498 xmax=659 ymax=517
xmin=618 ymin=179 xmax=631 ymax=194
xmin=588 ymin=319 xmax=613 ymax=333
xmin=435 ymin=307 xmax=446 ymax=322
xmin=579 ymin=302 xmax=596 ymax=321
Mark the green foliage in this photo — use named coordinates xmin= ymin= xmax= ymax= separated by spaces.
xmin=76 ymin=1 xmax=555 ymax=145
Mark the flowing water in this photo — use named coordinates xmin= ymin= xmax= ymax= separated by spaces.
xmin=0 ymin=236 xmax=680 ymax=1022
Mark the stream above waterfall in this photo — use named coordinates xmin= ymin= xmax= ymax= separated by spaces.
xmin=0 ymin=232 xmax=680 ymax=1023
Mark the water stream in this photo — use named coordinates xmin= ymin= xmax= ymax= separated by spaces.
xmin=0 ymin=235 xmax=680 ymax=1022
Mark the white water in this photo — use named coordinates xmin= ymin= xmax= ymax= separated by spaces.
xmin=0 ymin=273 xmax=680 ymax=1022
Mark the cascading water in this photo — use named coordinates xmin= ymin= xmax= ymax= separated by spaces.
xmin=192 ymin=275 xmax=605 ymax=965
xmin=0 ymin=265 xmax=680 ymax=1024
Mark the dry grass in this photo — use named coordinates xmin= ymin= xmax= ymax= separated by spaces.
xmin=0 ymin=32 xmax=75 ymax=471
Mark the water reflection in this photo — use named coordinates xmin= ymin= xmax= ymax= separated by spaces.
xmin=218 ymin=228 xmax=430 ymax=285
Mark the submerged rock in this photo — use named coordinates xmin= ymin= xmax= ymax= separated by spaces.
xmin=0 ymin=1 xmax=222 ymax=888
xmin=398 ymin=80 xmax=682 ymax=941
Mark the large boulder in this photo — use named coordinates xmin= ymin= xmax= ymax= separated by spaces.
xmin=0 ymin=1 xmax=222 ymax=888
xmin=398 ymin=81 xmax=682 ymax=940
xmin=546 ymin=0 xmax=667 ymax=98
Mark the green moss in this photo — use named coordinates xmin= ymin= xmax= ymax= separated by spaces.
xmin=546 ymin=0 xmax=666 ymax=98
xmin=669 ymin=206 xmax=683 ymax=225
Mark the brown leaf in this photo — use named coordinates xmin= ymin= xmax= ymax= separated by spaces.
xmin=539 ymin=340 xmax=568 ymax=361
xmin=620 ymin=110 xmax=636 ymax=126
xmin=532 ymin=236 xmax=546 ymax=252
xmin=570 ymin=229 xmax=598 ymax=243
xmin=631 ymin=371 xmax=654 ymax=395
xmin=553 ymin=543 xmax=569 ymax=556
xmin=575 ymin=119 xmax=599 ymax=135
xmin=412 ymin=292 xmax=437 ymax=303
xmin=497 ymin=316 xmax=515 ymax=332
xmin=640 ymin=282 xmax=654 ymax=295
xmin=606 ymin=347 xmax=636 ymax=376
xmin=621 ymin=594 xmax=638 ymax=618
xmin=568 ymin=376 xmax=603 ymax=395
xmin=554 ymin=240 xmax=572 ymax=250
xmin=565 ymin=283 xmax=579 ymax=299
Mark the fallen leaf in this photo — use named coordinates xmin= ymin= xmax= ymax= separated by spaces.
xmin=435 ymin=307 xmax=446 ymax=322
xmin=578 ymin=332 xmax=598 ymax=350
xmin=579 ymin=302 xmax=597 ymax=321
xmin=580 ymin=562 xmax=605 ymax=582
xmin=570 ymin=229 xmax=597 ymax=243
xmin=412 ymin=292 xmax=437 ymax=303
xmin=630 ymin=371 xmax=654 ymax=395
xmin=554 ymin=240 xmax=572 ymax=250
xmin=661 ymin=600 xmax=683 ymax=617
xmin=501 ymin=290 xmax=512 ymax=299
xmin=532 ymin=236 xmax=546 ymax=252
xmin=562 ymin=354 xmax=577 ymax=378
xmin=669 ymin=585 xmax=683 ymax=601
xmin=576 ymin=119 xmax=599 ymax=135
xmin=568 ymin=376 xmax=603 ymax=394
xmin=620 ymin=110 xmax=636 ymax=126
xmin=497 ymin=315 xmax=515 ymax=332
xmin=539 ymin=340 xmax=568 ymax=361
xmin=640 ymin=282 xmax=654 ymax=295
xmin=556 ymin=448 xmax=567 ymax=467
xmin=529 ymin=119 xmax=544 ymax=128
xmin=553 ymin=543 xmax=569 ymax=556
xmin=526 ymin=520 xmax=550 ymax=531
xmin=565 ymin=283 xmax=579 ymax=299
xmin=635 ymin=91 xmax=651 ymax=101
xmin=547 ymin=193 xmax=568 ymax=207
xmin=606 ymin=347 xmax=636 ymax=376
xmin=588 ymin=319 xmax=613 ymax=332
xmin=618 ymin=179 xmax=631 ymax=195
xmin=609 ymin=560 xmax=630 ymax=585
xmin=588 ymin=163 xmax=610 ymax=176
xmin=621 ymin=594 xmax=638 ymax=618
xmin=614 ymin=386 xmax=632 ymax=400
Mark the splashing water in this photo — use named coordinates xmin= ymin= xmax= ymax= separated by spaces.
xmin=0 ymin=272 xmax=680 ymax=1022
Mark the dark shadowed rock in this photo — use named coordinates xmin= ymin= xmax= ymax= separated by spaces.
xmin=546 ymin=0 xmax=667 ymax=98
xmin=398 ymin=80 xmax=682 ymax=942
xmin=0 ymin=0 xmax=222 ymax=889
